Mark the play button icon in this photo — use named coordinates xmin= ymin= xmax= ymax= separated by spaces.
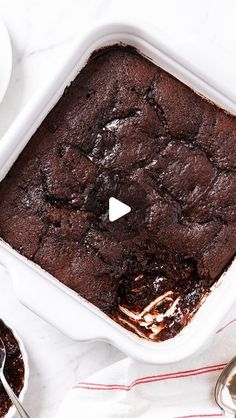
xmin=109 ymin=197 xmax=131 ymax=222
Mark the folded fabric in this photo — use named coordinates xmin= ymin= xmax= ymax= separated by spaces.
xmin=56 ymin=305 xmax=236 ymax=418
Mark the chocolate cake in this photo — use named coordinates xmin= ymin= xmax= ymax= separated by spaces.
xmin=0 ymin=320 xmax=24 ymax=417
xmin=0 ymin=46 xmax=236 ymax=341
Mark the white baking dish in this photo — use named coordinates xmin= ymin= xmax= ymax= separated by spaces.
xmin=0 ymin=21 xmax=236 ymax=364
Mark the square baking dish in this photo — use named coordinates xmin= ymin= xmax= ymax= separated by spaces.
xmin=0 ymin=21 xmax=236 ymax=364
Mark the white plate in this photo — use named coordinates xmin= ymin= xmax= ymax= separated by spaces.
xmin=0 ymin=17 xmax=12 ymax=103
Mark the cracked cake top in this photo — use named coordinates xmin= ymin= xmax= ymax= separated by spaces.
xmin=0 ymin=46 xmax=236 ymax=341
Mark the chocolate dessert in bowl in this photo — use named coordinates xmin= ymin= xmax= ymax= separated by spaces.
xmin=0 ymin=318 xmax=28 ymax=418
xmin=0 ymin=45 xmax=235 ymax=345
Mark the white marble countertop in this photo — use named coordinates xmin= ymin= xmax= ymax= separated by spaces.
xmin=0 ymin=0 xmax=236 ymax=416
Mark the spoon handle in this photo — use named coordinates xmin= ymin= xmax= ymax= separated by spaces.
xmin=0 ymin=372 xmax=31 ymax=418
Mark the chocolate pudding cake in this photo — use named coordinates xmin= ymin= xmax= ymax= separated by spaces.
xmin=0 ymin=320 xmax=24 ymax=417
xmin=0 ymin=46 xmax=236 ymax=341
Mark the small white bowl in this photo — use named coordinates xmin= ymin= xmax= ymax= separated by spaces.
xmin=0 ymin=16 xmax=12 ymax=103
xmin=0 ymin=317 xmax=29 ymax=418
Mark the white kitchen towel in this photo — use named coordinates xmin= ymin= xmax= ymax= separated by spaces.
xmin=56 ymin=306 xmax=236 ymax=418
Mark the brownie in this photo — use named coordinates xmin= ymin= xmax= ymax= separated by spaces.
xmin=0 ymin=320 xmax=24 ymax=417
xmin=0 ymin=46 xmax=236 ymax=341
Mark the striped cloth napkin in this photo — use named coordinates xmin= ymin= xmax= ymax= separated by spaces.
xmin=56 ymin=307 xmax=236 ymax=418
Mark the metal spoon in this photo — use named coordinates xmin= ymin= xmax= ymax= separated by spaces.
xmin=0 ymin=337 xmax=31 ymax=418
xmin=215 ymin=356 xmax=236 ymax=418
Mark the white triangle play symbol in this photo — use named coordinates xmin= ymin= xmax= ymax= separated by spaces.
xmin=109 ymin=197 xmax=131 ymax=222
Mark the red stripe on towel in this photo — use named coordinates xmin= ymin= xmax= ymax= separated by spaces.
xmin=74 ymin=363 xmax=225 ymax=391
xmin=174 ymin=414 xmax=222 ymax=418
xmin=216 ymin=318 xmax=236 ymax=333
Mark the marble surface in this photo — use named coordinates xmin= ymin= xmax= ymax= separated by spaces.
xmin=0 ymin=0 xmax=236 ymax=416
